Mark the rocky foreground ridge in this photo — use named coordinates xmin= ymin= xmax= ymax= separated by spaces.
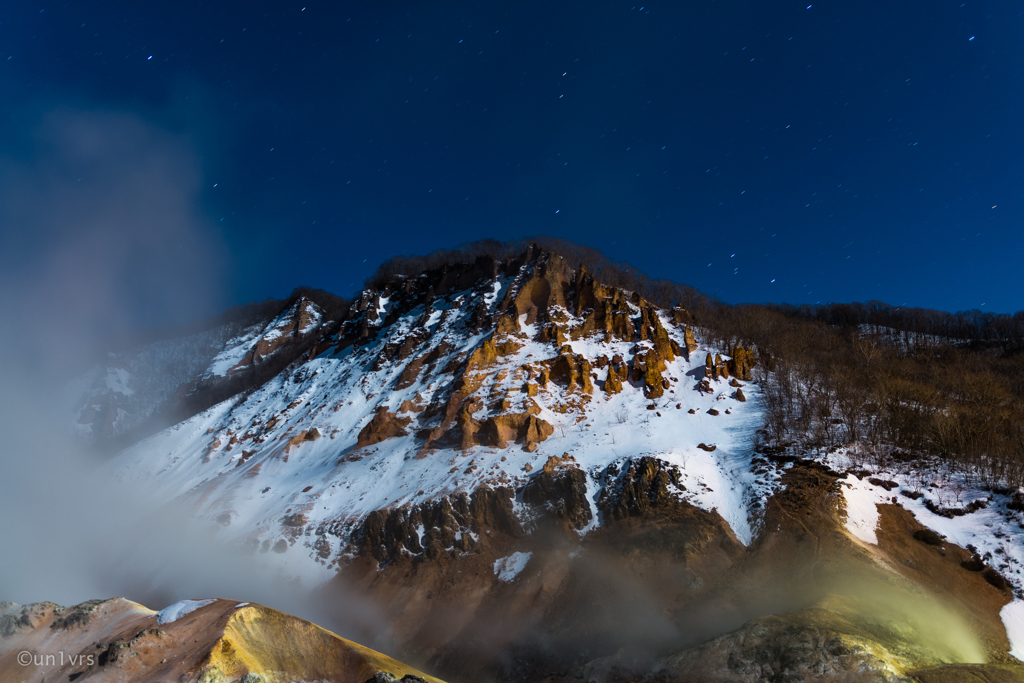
xmin=0 ymin=597 xmax=443 ymax=683
xmin=64 ymin=243 xmax=1024 ymax=682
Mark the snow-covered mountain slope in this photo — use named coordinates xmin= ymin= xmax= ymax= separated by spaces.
xmin=66 ymin=323 xmax=250 ymax=440
xmin=65 ymin=297 xmax=326 ymax=442
xmin=204 ymin=296 xmax=324 ymax=378
xmin=113 ymin=249 xmax=769 ymax=571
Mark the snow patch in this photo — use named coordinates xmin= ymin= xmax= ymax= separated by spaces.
xmin=842 ymin=476 xmax=880 ymax=544
xmin=493 ymin=552 xmax=532 ymax=582
xmin=1001 ymin=600 xmax=1024 ymax=660
xmin=156 ymin=599 xmax=217 ymax=625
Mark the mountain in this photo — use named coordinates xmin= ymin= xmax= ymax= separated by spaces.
xmin=0 ymin=597 xmax=443 ymax=683
xmin=67 ymin=289 xmax=347 ymax=446
xmin=62 ymin=242 xmax=1024 ymax=682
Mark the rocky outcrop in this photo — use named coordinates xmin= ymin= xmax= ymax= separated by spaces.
xmin=474 ymin=412 xmax=554 ymax=451
xmin=357 ymin=408 xmax=412 ymax=448
xmin=598 ymin=457 xmax=686 ymax=521
xmin=571 ymin=266 xmax=636 ymax=342
xmin=522 ymin=458 xmax=592 ymax=530
xmin=544 ymin=350 xmax=594 ymax=394
xmin=728 ymin=345 xmax=757 ymax=381
xmin=652 ymin=614 xmax=904 ymax=683
xmin=354 ymin=486 xmax=521 ymax=564
xmin=715 ymin=353 xmax=728 ymax=379
xmin=631 ymin=346 xmax=669 ymax=398
xmin=501 ymin=249 xmax=573 ymax=325
xmin=603 ymin=354 xmax=628 ymax=394
xmin=465 ymin=338 xmax=497 ymax=372
xmin=684 ymin=325 xmax=698 ymax=355
xmin=229 ymin=298 xmax=324 ymax=374
xmin=285 ymin=428 xmax=321 ymax=452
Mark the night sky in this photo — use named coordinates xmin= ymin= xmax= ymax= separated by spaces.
xmin=2 ymin=1 xmax=1022 ymax=320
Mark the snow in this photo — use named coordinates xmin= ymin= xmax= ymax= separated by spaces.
xmin=842 ymin=476 xmax=880 ymax=544
xmin=1001 ymin=600 xmax=1024 ymax=660
xmin=156 ymin=599 xmax=217 ymax=625
xmin=204 ymin=299 xmax=324 ymax=377
xmin=206 ymin=327 xmax=262 ymax=377
xmin=494 ymin=552 xmax=532 ymax=582
xmin=104 ymin=367 xmax=134 ymax=396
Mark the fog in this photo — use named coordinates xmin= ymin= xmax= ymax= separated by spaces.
xmin=0 ymin=108 xmax=385 ymax=642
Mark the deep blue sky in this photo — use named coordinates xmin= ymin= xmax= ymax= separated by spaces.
xmin=2 ymin=1 xmax=1022 ymax=317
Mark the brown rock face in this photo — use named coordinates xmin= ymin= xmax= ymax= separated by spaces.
xmin=728 ymin=344 xmax=757 ymax=381
xmin=631 ymin=346 xmax=668 ymax=399
xmin=521 ymin=464 xmax=592 ymax=530
xmin=494 ymin=314 xmax=520 ymax=335
xmin=465 ymin=338 xmax=497 ymax=372
xmin=230 ymin=297 xmax=323 ymax=374
xmin=684 ymin=325 xmax=698 ymax=355
xmin=599 ymin=457 xmax=686 ymax=521
xmin=545 ymin=351 xmax=594 ymax=394
xmin=640 ymin=304 xmax=676 ymax=363
xmin=504 ymin=250 xmax=573 ymax=325
xmin=354 ymin=486 xmax=521 ymax=563
xmin=285 ymin=428 xmax=321 ymax=452
xmin=473 ymin=412 xmax=554 ymax=451
xmin=671 ymin=307 xmax=691 ymax=327
xmin=705 ymin=352 xmax=716 ymax=380
xmin=603 ymin=354 xmax=628 ymax=394
xmin=715 ymin=353 xmax=729 ymax=379
xmin=569 ymin=266 xmax=636 ymax=342
xmin=357 ymin=408 xmax=412 ymax=448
